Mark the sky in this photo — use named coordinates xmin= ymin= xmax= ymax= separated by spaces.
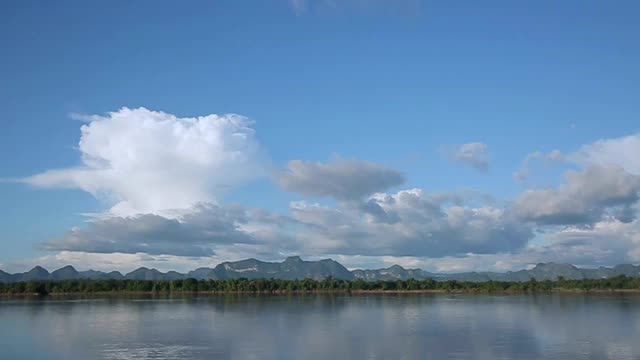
xmin=1 ymin=0 xmax=639 ymax=273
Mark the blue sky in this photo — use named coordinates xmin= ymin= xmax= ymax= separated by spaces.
xmin=1 ymin=1 xmax=640 ymax=272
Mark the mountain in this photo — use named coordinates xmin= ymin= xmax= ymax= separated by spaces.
xmin=353 ymin=265 xmax=427 ymax=281
xmin=78 ymin=270 xmax=124 ymax=280
xmin=20 ymin=266 xmax=50 ymax=281
xmin=1 ymin=259 xmax=640 ymax=283
xmin=526 ymin=263 xmax=585 ymax=280
xmin=352 ymin=263 xmax=640 ymax=282
xmin=50 ymin=265 xmax=80 ymax=280
xmin=0 ymin=269 xmax=15 ymax=283
xmin=210 ymin=256 xmax=355 ymax=281
xmin=187 ymin=267 xmax=216 ymax=280
xmin=124 ymin=267 xmax=167 ymax=281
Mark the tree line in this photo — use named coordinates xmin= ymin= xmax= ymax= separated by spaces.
xmin=1 ymin=276 xmax=640 ymax=295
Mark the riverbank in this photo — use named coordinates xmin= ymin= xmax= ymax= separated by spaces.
xmin=3 ymin=288 xmax=640 ymax=297
xmin=2 ymin=276 xmax=639 ymax=296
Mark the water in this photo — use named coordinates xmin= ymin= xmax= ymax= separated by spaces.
xmin=1 ymin=294 xmax=639 ymax=360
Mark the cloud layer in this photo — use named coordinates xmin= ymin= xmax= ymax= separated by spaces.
xmin=45 ymin=188 xmax=532 ymax=261
xmin=574 ymin=132 xmax=640 ymax=174
xmin=11 ymin=108 xmax=640 ymax=273
xmin=513 ymin=165 xmax=640 ymax=225
xmin=286 ymin=189 xmax=533 ymax=257
xmin=25 ymin=107 xmax=264 ymax=216
xmin=274 ymin=157 xmax=405 ymax=200
xmin=45 ymin=204 xmax=255 ymax=257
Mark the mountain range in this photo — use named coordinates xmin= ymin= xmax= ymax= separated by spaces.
xmin=1 ymin=256 xmax=639 ymax=283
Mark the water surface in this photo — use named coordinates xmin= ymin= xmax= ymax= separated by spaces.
xmin=1 ymin=294 xmax=639 ymax=359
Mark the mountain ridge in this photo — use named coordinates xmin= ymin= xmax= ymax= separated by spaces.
xmin=1 ymin=258 xmax=639 ymax=283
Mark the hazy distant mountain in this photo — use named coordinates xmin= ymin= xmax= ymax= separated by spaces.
xmin=0 ymin=269 xmax=15 ymax=283
xmin=352 ymin=262 xmax=640 ymax=282
xmin=50 ymin=265 xmax=81 ymax=281
xmin=78 ymin=270 xmax=124 ymax=281
xmin=352 ymin=265 xmax=428 ymax=281
xmin=21 ymin=266 xmax=51 ymax=282
xmin=0 ymin=266 xmax=125 ymax=282
xmin=124 ymin=267 xmax=167 ymax=281
xmin=1 ymin=259 xmax=639 ymax=283
xmin=208 ymin=256 xmax=354 ymax=281
xmin=187 ymin=267 xmax=216 ymax=279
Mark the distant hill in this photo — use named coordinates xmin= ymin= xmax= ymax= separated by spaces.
xmin=50 ymin=265 xmax=81 ymax=281
xmin=1 ymin=258 xmax=639 ymax=283
xmin=352 ymin=265 xmax=428 ymax=281
xmin=187 ymin=256 xmax=354 ymax=281
xmin=0 ymin=266 xmax=125 ymax=283
xmin=0 ymin=269 xmax=16 ymax=283
xmin=352 ymin=262 xmax=640 ymax=282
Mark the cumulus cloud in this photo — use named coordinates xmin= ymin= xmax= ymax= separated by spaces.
xmin=24 ymin=107 xmax=264 ymax=216
xmin=44 ymin=186 xmax=533 ymax=260
xmin=45 ymin=204 xmax=256 ymax=257
xmin=513 ymin=149 xmax=564 ymax=181
xmin=283 ymin=188 xmax=533 ymax=257
xmin=445 ymin=142 xmax=490 ymax=172
xmin=13 ymin=110 xmax=640 ymax=272
xmin=338 ymin=217 xmax=640 ymax=272
xmin=573 ymin=132 xmax=640 ymax=174
xmin=274 ymin=157 xmax=405 ymax=200
xmin=32 ymin=216 xmax=640 ymax=273
xmin=513 ymin=165 xmax=640 ymax=225
xmin=545 ymin=219 xmax=640 ymax=264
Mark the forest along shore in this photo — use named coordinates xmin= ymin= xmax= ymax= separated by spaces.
xmin=1 ymin=276 xmax=640 ymax=295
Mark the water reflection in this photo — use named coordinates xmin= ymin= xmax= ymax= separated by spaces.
xmin=1 ymin=294 xmax=639 ymax=359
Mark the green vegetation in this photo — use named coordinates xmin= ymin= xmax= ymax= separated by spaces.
xmin=1 ymin=276 xmax=640 ymax=295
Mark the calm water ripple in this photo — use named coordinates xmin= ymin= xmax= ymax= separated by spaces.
xmin=1 ymin=294 xmax=639 ymax=360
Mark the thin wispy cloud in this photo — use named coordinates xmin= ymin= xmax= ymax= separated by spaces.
xmin=513 ymin=149 xmax=564 ymax=182
xmin=443 ymin=142 xmax=490 ymax=172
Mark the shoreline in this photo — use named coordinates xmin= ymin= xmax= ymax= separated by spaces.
xmin=3 ymin=288 xmax=640 ymax=297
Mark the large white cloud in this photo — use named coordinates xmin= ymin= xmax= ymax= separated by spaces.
xmin=24 ymin=107 xmax=264 ymax=216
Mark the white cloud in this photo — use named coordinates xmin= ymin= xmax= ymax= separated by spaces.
xmin=2 ymin=251 xmax=216 ymax=274
xmin=547 ymin=219 xmax=640 ymax=264
xmin=513 ymin=149 xmax=564 ymax=182
xmin=573 ymin=132 xmax=640 ymax=175
xmin=12 ymin=114 xmax=640 ymax=273
xmin=338 ymin=218 xmax=640 ymax=272
xmin=40 ymin=188 xmax=532 ymax=261
xmin=24 ymin=107 xmax=265 ymax=216
xmin=513 ymin=165 xmax=640 ymax=225
xmin=45 ymin=203 xmax=257 ymax=257
xmin=446 ymin=142 xmax=490 ymax=172
xmin=283 ymin=188 xmax=533 ymax=257
xmin=274 ymin=156 xmax=405 ymax=200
